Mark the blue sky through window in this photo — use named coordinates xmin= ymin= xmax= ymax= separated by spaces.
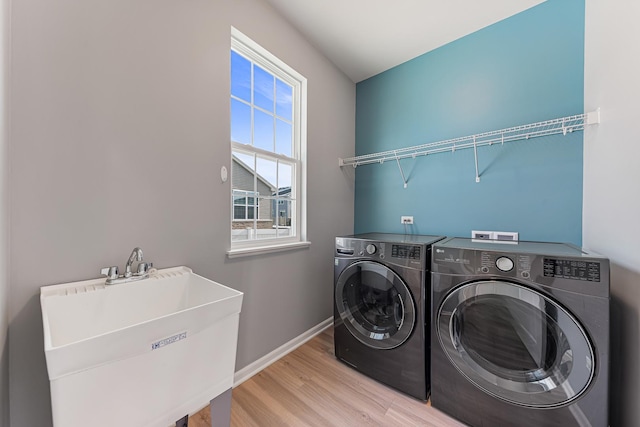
xmin=231 ymin=51 xmax=251 ymax=101
xmin=253 ymin=65 xmax=274 ymax=112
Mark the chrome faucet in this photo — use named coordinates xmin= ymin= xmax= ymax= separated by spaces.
xmin=101 ymin=247 xmax=154 ymax=285
xmin=124 ymin=247 xmax=144 ymax=278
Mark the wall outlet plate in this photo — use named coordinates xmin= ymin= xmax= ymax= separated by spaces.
xmin=401 ymin=216 xmax=414 ymax=224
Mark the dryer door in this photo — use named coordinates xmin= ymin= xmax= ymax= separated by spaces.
xmin=436 ymin=280 xmax=595 ymax=408
xmin=335 ymin=260 xmax=415 ymax=350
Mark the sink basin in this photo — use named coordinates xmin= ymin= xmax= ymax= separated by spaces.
xmin=40 ymin=266 xmax=243 ymax=427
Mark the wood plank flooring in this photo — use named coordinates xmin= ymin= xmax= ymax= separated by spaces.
xmin=188 ymin=328 xmax=464 ymax=427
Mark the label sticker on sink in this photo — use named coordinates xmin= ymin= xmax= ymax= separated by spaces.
xmin=151 ymin=332 xmax=187 ymax=350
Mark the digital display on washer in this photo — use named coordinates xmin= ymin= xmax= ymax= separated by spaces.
xmin=391 ymin=244 xmax=421 ymax=260
xmin=543 ymin=258 xmax=601 ymax=282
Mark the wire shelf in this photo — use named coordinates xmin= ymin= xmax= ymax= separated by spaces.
xmin=339 ymin=110 xmax=600 ymax=187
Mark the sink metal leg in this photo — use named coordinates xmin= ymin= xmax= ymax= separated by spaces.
xmin=175 ymin=414 xmax=188 ymax=427
xmin=210 ymin=388 xmax=232 ymax=427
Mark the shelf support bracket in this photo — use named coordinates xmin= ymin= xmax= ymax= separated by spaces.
xmin=473 ymin=136 xmax=480 ymax=183
xmin=586 ymin=108 xmax=601 ymax=125
xmin=394 ymin=151 xmax=408 ymax=188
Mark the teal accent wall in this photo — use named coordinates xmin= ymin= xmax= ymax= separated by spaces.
xmin=354 ymin=0 xmax=585 ymax=245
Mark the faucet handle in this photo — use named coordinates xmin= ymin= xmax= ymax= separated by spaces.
xmin=136 ymin=262 xmax=153 ymax=275
xmin=100 ymin=266 xmax=119 ymax=279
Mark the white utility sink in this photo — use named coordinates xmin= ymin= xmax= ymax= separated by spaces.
xmin=40 ymin=266 xmax=243 ymax=427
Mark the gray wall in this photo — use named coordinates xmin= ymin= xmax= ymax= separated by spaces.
xmin=0 ymin=0 xmax=9 ymax=423
xmin=8 ymin=0 xmax=355 ymax=426
xmin=584 ymin=1 xmax=640 ymax=426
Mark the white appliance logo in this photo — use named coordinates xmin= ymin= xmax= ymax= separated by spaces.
xmin=436 ymin=249 xmax=445 ymax=253
xmin=151 ymin=332 xmax=187 ymax=350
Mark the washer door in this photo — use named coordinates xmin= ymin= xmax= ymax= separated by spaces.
xmin=336 ymin=261 xmax=415 ymax=349
xmin=437 ymin=280 xmax=595 ymax=408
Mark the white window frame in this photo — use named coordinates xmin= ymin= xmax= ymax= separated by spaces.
xmin=227 ymin=27 xmax=309 ymax=258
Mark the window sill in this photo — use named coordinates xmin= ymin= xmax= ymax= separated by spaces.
xmin=226 ymin=241 xmax=311 ymax=259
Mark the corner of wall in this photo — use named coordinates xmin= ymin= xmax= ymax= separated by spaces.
xmin=0 ymin=0 xmax=9 ymax=424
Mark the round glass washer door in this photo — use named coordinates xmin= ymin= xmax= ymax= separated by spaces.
xmin=335 ymin=260 xmax=415 ymax=349
xmin=437 ymin=280 xmax=595 ymax=408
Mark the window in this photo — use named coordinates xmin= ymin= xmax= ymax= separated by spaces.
xmin=229 ymin=28 xmax=307 ymax=255
xmin=233 ymin=190 xmax=258 ymax=220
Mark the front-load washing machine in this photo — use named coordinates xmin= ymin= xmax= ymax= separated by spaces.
xmin=334 ymin=233 xmax=445 ymax=401
xmin=431 ymin=237 xmax=610 ymax=427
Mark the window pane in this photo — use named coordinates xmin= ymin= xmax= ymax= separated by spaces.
xmin=256 ymin=157 xmax=277 ymax=189
xmin=231 ymin=100 xmax=251 ymax=145
xmin=274 ymin=200 xmax=291 ymax=226
xmin=254 ymin=110 xmax=274 ymax=152
xmin=276 ymin=79 xmax=292 ymax=120
xmin=233 ymin=206 xmax=246 ymax=219
xmin=247 ymin=206 xmax=255 ymax=219
xmin=233 ymin=151 xmax=254 ymax=169
xmin=254 ymin=65 xmax=274 ymax=112
xmin=256 ymin=196 xmax=270 ymax=221
xmin=278 ymin=162 xmax=293 ymax=191
xmin=274 ymin=200 xmax=294 ymax=238
xmin=276 ymin=119 xmax=292 ymax=157
xmin=232 ymin=152 xmax=256 ymax=194
xmin=231 ymin=51 xmax=251 ymax=102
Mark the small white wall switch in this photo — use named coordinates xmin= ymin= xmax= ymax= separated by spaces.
xmin=401 ymin=216 xmax=414 ymax=225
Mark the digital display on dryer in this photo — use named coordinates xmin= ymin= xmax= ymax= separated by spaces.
xmin=543 ymin=258 xmax=601 ymax=282
xmin=391 ymin=245 xmax=421 ymax=260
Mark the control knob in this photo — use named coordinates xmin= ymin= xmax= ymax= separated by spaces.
xmin=496 ymin=256 xmax=514 ymax=272
xmin=366 ymin=244 xmax=377 ymax=255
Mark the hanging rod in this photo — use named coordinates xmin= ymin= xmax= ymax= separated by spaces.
xmin=339 ymin=109 xmax=600 ymax=186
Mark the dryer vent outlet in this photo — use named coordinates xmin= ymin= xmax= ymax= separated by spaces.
xmin=472 ymin=231 xmax=493 ymax=240
xmin=472 ymin=230 xmax=519 ymax=242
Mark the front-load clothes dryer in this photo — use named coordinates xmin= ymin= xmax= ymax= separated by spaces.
xmin=431 ymin=237 xmax=610 ymax=427
xmin=334 ymin=233 xmax=445 ymax=401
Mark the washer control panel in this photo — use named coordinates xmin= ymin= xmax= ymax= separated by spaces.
xmin=543 ymin=258 xmax=601 ymax=282
xmin=476 ymin=251 xmax=531 ymax=278
xmin=391 ymin=244 xmax=421 ymax=260
xmin=432 ymin=249 xmax=534 ymax=279
xmin=431 ymin=240 xmax=609 ymax=297
xmin=433 ymin=248 xmax=604 ymax=283
xmin=335 ymin=238 xmax=426 ymax=269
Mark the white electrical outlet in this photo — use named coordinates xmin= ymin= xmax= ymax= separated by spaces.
xmin=401 ymin=216 xmax=414 ymax=225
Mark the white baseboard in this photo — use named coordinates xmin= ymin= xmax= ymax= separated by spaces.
xmin=233 ymin=317 xmax=333 ymax=387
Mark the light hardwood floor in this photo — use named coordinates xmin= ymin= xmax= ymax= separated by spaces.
xmin=188 ymin=328 xmax=464 ymax=427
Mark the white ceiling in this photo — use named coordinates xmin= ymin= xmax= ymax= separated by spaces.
xmin=263 ymin=0 xmax=546 ymax=83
